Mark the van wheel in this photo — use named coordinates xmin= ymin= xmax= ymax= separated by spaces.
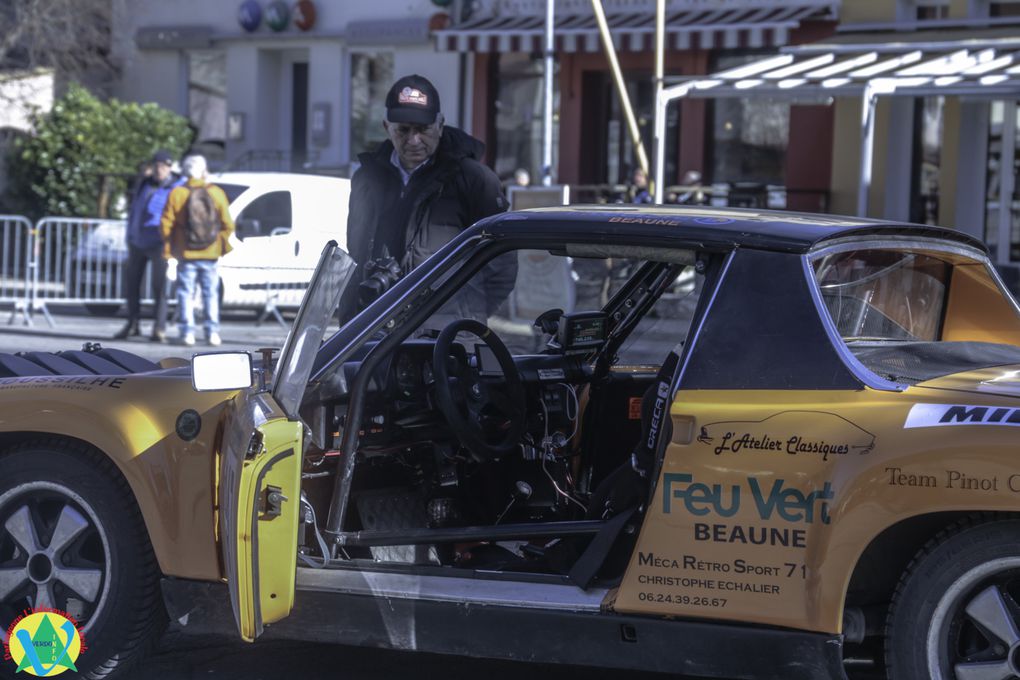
xmin=886 ymin=518 xmax=1020 ymax=679
xmin=85 ymin=303 xmax=121 ymax=316
xmin=0 ymin=440 xmax=165 ymax=678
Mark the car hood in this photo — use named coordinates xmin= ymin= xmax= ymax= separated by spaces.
xmin=916 ymin=364 xmax=1020 ymax=399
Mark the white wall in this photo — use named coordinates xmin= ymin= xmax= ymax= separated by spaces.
xmin=309 ymin=42 xmax=345 ymax=167
xmin=111 ymin=0 xmax=460 ymax=171
xmin=0 ymin=71 xmax=55 ymax=132
xmin=0 ymin=70 xmax=55 ymax=197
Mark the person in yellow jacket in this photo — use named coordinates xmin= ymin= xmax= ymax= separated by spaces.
xmin=160 ymin=154 xmax=235 ymax=347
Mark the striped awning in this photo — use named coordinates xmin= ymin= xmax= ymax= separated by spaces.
xmin=433 ymin=5 xmax=836 ymax=54
xmin=667 ymin=37 xmax=1020 ymax=98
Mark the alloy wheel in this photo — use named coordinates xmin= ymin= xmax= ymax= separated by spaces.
xmin=0 ymin=482 xmax=111 ymax=640
xmin=927 ymin=557 xmax=1020 ymax=680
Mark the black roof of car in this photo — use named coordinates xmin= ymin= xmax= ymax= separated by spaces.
xmin=478 ymin=205 xmax=987 ymax=254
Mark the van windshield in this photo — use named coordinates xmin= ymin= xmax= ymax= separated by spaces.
xmin=216 ymin=183 xmax=249 ymax=204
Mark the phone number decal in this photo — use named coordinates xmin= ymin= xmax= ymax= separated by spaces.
xmin=637 ymin=592 xmax=728 ymax=608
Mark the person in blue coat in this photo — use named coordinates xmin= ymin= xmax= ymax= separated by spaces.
xmin=114 ymin=150 xmax=183 ymax=341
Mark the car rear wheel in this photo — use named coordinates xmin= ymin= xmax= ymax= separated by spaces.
xmin=886 ymin=518 xmax=1020 ymax=680
xmin=0 ymin=440 xmax=164 ymax=679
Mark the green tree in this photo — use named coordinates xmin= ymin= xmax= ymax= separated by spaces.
xmin=7 ymin=83 xmax=194 ymax=217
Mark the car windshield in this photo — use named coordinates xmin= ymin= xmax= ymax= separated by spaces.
xmin=272 ymin=243 xmax=355 ymax=418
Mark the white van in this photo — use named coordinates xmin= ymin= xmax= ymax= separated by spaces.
xmin=70 ymin=172 xmax=350 ymax=315
xmin=210 ymin=172 xmax=349 ymax=310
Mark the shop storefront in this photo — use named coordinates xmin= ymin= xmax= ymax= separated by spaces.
xmin=433 ymin=0 xmax=837 ymax=192
xmin=656 ymin=30 xmax=1020 ymax=286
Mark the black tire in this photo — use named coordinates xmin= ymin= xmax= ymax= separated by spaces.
xmin=886 ymin=517 xmax=1020 ymax=680
xmin=0 ymin=439 xmax=165 ymax=678
xmin=84 ymin=303 xmax=122 ymax=317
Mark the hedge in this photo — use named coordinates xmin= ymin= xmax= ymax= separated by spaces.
xmin=6 ymin=83 xmax=194 ymax=218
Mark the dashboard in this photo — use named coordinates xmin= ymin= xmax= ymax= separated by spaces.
xmin=334 ymin=336 xmax=592 ymax=450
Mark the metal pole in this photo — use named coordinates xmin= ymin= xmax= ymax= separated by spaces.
xmin=653 ymin=0 xmax=664 ymax=202
xmin=542 ymin=0 xmax=554 ymax=186
xmin=857 ymin=82 xmax=879 ymax=218
xmin=998 ymin=100 xmax=1017 ymax=264
xmin=655 ymin=84 xmax=689 ymax=204
xmin=591 ymin=0 xmax=649 ymax=177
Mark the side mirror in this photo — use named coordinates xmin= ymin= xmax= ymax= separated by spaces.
xmin=192 ymin=351 xmax=253 ymax=391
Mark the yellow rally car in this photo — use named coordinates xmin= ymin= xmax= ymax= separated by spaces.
xmin=3 ymin=206 xmax=1020 ymax=679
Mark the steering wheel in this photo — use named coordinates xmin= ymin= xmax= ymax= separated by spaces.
xmin=432 ymin=319 xmax=526 ymax=461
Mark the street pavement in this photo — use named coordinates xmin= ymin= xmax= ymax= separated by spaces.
xmin=0 ymin=303 xmax=293 ymax=360
xmin=147 ymin=631 xmax=675 ymax=680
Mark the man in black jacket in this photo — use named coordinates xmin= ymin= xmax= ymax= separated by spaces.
xmin=114 ymin=150 xmax=183 ymax=341
xmin=345 ymin=74 xmax=515 ymax=321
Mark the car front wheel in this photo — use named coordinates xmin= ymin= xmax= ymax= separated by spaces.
xmin=0 ymin=440 xmax=164 ymax=679
xmin=886 ymin=518 xmax=1020 ymax=680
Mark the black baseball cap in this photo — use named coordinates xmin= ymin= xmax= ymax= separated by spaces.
xmin=152 ymin=149 xmax=174 ymax=165
xmin=385 ymin=75 xmax=441 ymax=125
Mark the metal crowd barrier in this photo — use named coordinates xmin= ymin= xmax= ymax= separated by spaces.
xmin=2 ymin=215 xmax=298 ymax=329
xmin=36 ymin=217 xmax=143 ymax=317
xmin=0 ymin=215 xmax=34 ymax=323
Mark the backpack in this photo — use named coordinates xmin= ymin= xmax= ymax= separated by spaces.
xmin=184 ymin=186 xmax=222 ymax=249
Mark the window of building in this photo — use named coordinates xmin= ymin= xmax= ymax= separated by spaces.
xmin=911 ymin=96 xmax=944 ymax=226
xmin=187 ymin=51 xmax=227 ymax=166
xmin=991 ymin=0 xmax=1020 ymax=16
xmin=492 ymin=54 xmax=559 ymax=187
xmin=349 ymin=52 xmax=394 ymax=160
xmin=572 ymin=69 xmax=679 ymax=193
xmin=898 ymin=0 xmax=950 ymax=20
xmin=605 ymin=73 xmax=677 ymax=188
xmin=917 ymin=4 xmax=949 ymax=19
xmin=708 ymin=54 xmax=789 ymax=190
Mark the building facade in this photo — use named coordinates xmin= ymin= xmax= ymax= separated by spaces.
xmin=109 ymin=0 xmax=1020 ymax=277
xmin=111 ymin=0 xmax=839 ymax=191
xmin=111 ymin=0 xmax=463 ymax=174
xmin=436 ymin=0 xmax=837 ymax=196
xmin=792 ymin=0 xmax=1020 ymax=288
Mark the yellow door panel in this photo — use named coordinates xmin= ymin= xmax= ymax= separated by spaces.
xmin=614 ymin=387 xmax=1020 ymax=634
xmin=234 ymin=418 xmax=303 ymax=641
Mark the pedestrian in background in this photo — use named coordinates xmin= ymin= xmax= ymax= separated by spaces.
xmin=160 ymin=155 xmax=234 ymax=347
xmin=628 ymin=167 xmax=653 ymax=204
xmin=114 ymin=150 xmax=183 ymax=342
xmin=344 ymin=74 xmax=514 ymax=320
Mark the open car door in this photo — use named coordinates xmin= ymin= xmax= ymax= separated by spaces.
xmin=219 ymin=242 xmax=355 ymax=640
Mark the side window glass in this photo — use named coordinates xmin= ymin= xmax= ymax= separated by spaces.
xmin=409 ymin=248 xmax=699 ymax=365
xmin=235 ymin=191 xmax=292 ymax=240
xmin=616 ymin=266 xmax=702 ymax=366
